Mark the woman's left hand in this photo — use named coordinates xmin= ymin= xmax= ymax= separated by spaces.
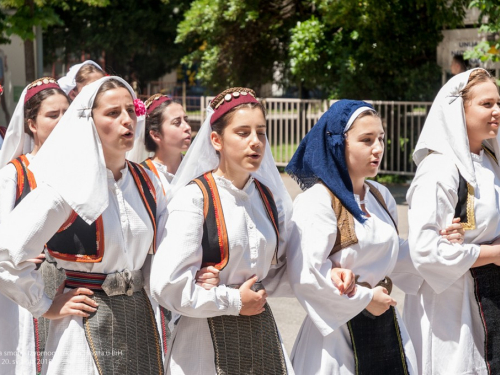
xmin=195 ymin=266 xmax=220 ymax=290
xmin=440 ymin=217 xmax=465 ymax=244
xmin=27 ymin=253 xmax=46 ymax=264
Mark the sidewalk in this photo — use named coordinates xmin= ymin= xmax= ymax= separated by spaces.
xmin=270 ymin=174 xmax=410 ymax=353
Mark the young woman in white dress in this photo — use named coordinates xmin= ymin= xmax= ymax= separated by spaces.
xmin=0 ymin=77 xmax=69 ymax=375
xmin=140 ymin=94 xmax=192 ymax=191
xmin=285 ymin=99 xmax=464 ymax=375
xmin=0 ymin=77 xmax=168 ymax=374
xmin=404 ymin=68 xmax=500 ymax=374
xmin=150 ymin=87 xmax=301 ymax=374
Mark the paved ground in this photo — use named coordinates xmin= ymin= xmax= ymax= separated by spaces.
xmin=269 ymin=174 xmax=410 ymax=354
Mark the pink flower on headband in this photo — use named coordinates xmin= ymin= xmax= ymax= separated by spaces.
xmin=134 ymin=99 xmax=146 ymax=116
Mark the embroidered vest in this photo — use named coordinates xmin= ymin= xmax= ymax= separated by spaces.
xmin=327 ymin=180 xmax=398 ymax=256
xmin=10 ymin=154 xmax=37 ymax=207
xmin=141 ymin=158 xmax=165 ymax=195
xmin=46 ymin=161 xmax=157 ymax=263
xmin=455 ymin=145 xmax=498 ymax=231
xmin=191 ymin=172 xmax=280 ymax=271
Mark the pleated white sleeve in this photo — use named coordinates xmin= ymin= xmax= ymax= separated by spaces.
xmin=151 ymin=183 xmax=241 ymax=318
xmin=142 ymin=168 xmax=168 ymax=295
xmin=407 ymin=153 xmax=480 ymax=294
xmin=376 ymin=183 xmax=424 ymax=295
xmin=0 ymin=163 xmax=17 ymax=224
xmin=0 ymin=183 xmax=71 ymax=317
xmin=261 ymin=190 xmax=294 ymax=298
xmin=287 ymin=184 xmax=373 ymax=337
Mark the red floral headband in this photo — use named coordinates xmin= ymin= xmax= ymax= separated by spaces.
xmin=25 ymin=77 xmax=60 ymax=104
xmin=210 ymin=88 xmax=258 ymax=125
xmin=145 ymin=94 xmax=172 ymax=116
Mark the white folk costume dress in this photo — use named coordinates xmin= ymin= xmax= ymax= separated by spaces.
xmin=0 ymin=77 xmax=167 ymax=375
xmin=0 ymin=155 xmax=40 ymax=375
xmin=151 ymin=92 xmax=294 ymax=375
xmin=403 ymin=69 xmax=500 ymax=375
xmin=288 ymin=183 xmax=419 ymax=374
xmin=0 ymin=80 xmax=64 ymax=375
xmin=285 ymin=100 xmax=421 ymax=375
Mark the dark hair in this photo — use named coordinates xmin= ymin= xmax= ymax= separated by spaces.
xmin=144 ymin=100 xmax=179 ymax=152
xmin=24 ymin=88 xmax=70 ymax=137
xmin=211 ymin=102 xmax=266 ymax=136
xmin=460 ymin=69 xmax=498 ymax=104
xmin=452 ymin=55 xmax=468 ymax=73
xmin=76 ymin=64 xmax=105 ymax=85
xmin=92 ymin=78 xmax=130 ymax=110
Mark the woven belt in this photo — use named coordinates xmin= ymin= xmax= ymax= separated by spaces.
xmin=355 ymin=275 xmax=393 ymax=295
xmin=226 ymin=281 xmax=265 ymax=292
xmin=65 ymin=269 xmax=144 ymax=296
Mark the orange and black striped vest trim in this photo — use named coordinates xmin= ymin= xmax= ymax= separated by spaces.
xmin=141 ymin=158 xmax=165 ymax=195
xmin=10 ymin=154 xmax=37 ymax=206
xmin=191 ymin=172 xmax=279 ymax=271
xmin=0 ymin=126 xmax=6 ymax=139
xmin=46 ymin=161 xmax=157 ymax=263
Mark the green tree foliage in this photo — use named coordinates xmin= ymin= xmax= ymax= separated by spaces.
xmin=43 ymin=0 xmax=190 ymax=89
xmin=464 ymin=0 xmax=500 ymax=63
xmin=178 ymin=0 xmax=469 ymax=100
xmin=289 ymin=0 xmax=469 ymax=100
xmin=176 ymin=0 xmax=304 ymax=94
xmin=0 ymin=0 xmax=108 ymax=82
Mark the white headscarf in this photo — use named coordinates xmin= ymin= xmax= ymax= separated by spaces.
xmin=57 ymin=60 xmax=103 ymax=95
xmin=0 ymin=86 xmax=34 ymax=168
xmin=125 ymin=113 xmax=151 ymax=163
xmin=29 ymin=76 xmax=139 ymax=224
xmin=413 ymin=68 xmax=500 ymax=188
xmin=168 ymin=104 xmax=293 ymax=225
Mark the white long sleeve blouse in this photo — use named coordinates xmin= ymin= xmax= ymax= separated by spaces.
xmin=404 ymin=151 xmax=500 ymax=375
xmin=0 ymin=164 xmax=166 ymax=374
xmin=150 ymin=174 xmax=292 ymax=374
xmin=288 ymin=181 xmax=420 ymax=375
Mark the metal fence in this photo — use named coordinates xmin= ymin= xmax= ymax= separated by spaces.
xmin=183 ymin=97 xmax=432 ymax=176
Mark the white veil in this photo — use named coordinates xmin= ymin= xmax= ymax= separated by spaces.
xmin=413 ymin=68 xmax=500 ymax=188
xmin=29 ymin=76 xmax=138 ymax=224
xmin=125 ymin=113 xmax=150 ymax=163
xmin=0 ymin=86 xmax=34 ymax=168
xmin=57 ymin=60 xmax=103 ymax=95
xmin=168 ymin=104 xmax=293 ymax=222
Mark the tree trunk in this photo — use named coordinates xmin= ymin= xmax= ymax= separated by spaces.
xmin=24 ymin=0 xmax=35 ymax=83
xmin=24 ymin=39 xmax=35 ymax=83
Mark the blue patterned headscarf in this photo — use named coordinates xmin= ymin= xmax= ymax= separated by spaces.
xmin=286 ymin=99 xmax=375 ymax=223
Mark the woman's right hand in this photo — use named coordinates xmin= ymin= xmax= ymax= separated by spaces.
xmin=239 ymin=276 xmax=267 ymax=316
xmin=331 ymin=267 xmax=356 ymax=297
xmin=365 ymin=286 xmax=397 ymax=316
xmin=42 ymin=282 xmax=98 ymax=320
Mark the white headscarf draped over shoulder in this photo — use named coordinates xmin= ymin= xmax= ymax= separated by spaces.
xmin=29 ymin=76 xmax=138 ymax=224
xmin=0 ymin=86 xmax=34 ymax=168
xmin=57 ymin=60 xmax=103 ymax=95
xmin=168 ymin=102 xmax=292 ymax=223
xmin=413 ymin=68 xmax=500 ymax=188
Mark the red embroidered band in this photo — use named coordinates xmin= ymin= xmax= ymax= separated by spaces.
xmin=25 ymin=77 xmax=60 ymax=104
xmin=210 ymin=88 xmax=258 ymax=126
xmin=145 ymin=94 xmax=172 ymax=116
